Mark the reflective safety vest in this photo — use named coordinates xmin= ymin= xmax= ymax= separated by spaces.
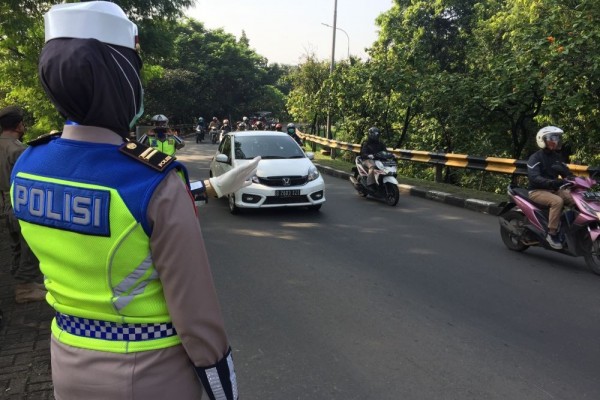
xmin=11 ymin=137 xmax=189 ymax=353
xmin=149 ymin=136 xmax=177 ymax=155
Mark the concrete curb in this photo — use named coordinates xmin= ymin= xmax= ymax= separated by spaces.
xmin=315 ymin=164 xmax=503 ymax=216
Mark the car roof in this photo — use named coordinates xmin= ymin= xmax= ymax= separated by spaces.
xmin=230 ymin=130 xmax=288 ymax=138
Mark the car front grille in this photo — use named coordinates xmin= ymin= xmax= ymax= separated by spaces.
xmin=263 ymin=195 xmax=309 ymax=205
xmin=257 ymin=176 xmax=308 ymax=187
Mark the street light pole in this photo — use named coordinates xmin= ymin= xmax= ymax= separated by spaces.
xmin=321 ymin=22 xmax=349 ymax=59
xmin=325 ymin=0 xmax=338 ymax=144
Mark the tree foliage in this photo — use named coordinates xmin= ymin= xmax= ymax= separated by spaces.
xmin=0 ymin=0 xmax=288 ymax=137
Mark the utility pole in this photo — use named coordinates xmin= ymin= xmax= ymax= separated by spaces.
xmin=325 ymin=0 xmax=338 ymax=157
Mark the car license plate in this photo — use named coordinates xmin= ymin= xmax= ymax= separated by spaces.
xmin=276 ymin=190 xmax=300 ymax=197
xmin=583 ymin=191 xmax=600 ymax=200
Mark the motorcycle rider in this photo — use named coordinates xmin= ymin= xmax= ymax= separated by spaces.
xmin=196 ymin=116 xmax=206 ymax=142
xmin=360 ymin=127 xmax=387 ymax=188
xmin=275 ymin=123 xmax=283 ymax=132
xmin=286 ymin=123 xmax=303 ymax=147
xmin=208 ymin=116 xmax=220 ymax=131
xmin=527 ymin=126 xmax=575 ymax=249
xmin=222 ymin=119 xmax=232 ymax=133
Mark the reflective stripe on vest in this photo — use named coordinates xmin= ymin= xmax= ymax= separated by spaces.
xmin=112 ymin=252 xmax=157 ymax=311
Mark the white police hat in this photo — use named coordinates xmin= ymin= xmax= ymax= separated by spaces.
xmin=44 ymin=1 xmax=139 ymax=50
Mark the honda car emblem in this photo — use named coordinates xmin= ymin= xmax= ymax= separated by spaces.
xmin=282 ymin=177 xmax=291 ymax=186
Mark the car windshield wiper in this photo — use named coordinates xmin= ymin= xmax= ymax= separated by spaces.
xmin=261 ymin=155 xmax=287 ymax=159
xmin=287 ymin=155 xmax=305 ymax=159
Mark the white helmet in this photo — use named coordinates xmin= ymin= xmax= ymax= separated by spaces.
xmin=536 ymin=126 xmax=563 ymax=149
xmin=151 ymin=114 xmax=169 ymax=126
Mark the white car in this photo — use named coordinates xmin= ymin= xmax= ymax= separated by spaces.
xmin=209 ymin=130 xmax=326 ymax=214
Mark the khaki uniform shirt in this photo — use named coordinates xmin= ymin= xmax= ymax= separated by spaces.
xmin=0 ymin=136 xmax=26 ymax=214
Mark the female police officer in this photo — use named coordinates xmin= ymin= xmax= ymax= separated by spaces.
xmin=11 ymin=2 xmax=256 ymax=399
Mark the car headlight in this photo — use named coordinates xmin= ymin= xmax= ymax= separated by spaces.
xmin=307 ymin=165 xmax=320 ymax=182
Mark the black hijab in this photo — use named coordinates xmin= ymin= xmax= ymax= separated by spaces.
xmin=39 ymin=38 xmax=143 ymax=138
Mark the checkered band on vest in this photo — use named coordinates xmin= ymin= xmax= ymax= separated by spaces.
xmin=56 ymin=313 xmax=177 ymax=341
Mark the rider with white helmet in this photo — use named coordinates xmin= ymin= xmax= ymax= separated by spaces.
xmin=527 ymin=126 xmax=575 ymax=249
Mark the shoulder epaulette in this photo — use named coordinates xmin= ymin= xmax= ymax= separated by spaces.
xmin=119 ymin=140 xmax=176 ymax=172
xmin=27 ymin=131 xmax=62 ymax=146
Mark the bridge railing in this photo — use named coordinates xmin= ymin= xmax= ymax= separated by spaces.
xmin=297 ymin=131 xmax=599 ymax=179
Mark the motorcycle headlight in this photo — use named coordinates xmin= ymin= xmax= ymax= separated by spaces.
xmin=375 ymin=160 xmax=384 ymax=169
xmin=307 ymin=165 xmax=320 ymax=182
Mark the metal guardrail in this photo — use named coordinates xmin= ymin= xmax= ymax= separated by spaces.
xmin=297 ymin=131 xmax=598 ymax=178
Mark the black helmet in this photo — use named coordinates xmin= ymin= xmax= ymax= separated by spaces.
xmin=368 ymin=127 xmax=380 ymax=140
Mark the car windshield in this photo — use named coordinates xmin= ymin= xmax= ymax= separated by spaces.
xmin=234 ymin=135 xmax=305 ymax=160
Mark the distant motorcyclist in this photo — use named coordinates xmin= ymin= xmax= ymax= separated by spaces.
xmin=197 ymin=116 xmax=206 ymax=130
xmin=208 ymin=116 xmax=220 ymax=130
xmin=527 ymin=126 xmax=575 ymax=249
xmin=222 ymin=119 xmax=232 ymax=133
xmin=196 ymin=116 xmax=206 ymax=142
xmin=140 ymin=114 xmax=184 ymax=156
xmin=360 ymin=127 xmax=387 ymax=188
xmin=286 ymin=123 xmax=303 ymax=147
xmin=237 ymin=122 xmax=248 ymax=131
xmin=274 ymin=123 xmax=283 ymax=132
xmin=254 ymin=121 xmax=265 ymax=131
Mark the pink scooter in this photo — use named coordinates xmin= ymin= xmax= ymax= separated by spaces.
xmin=498 ymin=176 xmax=600 ymax=274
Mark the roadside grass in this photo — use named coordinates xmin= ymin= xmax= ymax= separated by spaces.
xmin=308 ymin=147 xmax=507 ymax=204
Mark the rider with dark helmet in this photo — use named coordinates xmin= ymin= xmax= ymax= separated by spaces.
xmin=360 ymin=127 xmax=387 ymax=188
xmin=286 ymin=123 xmax=303 ymax=146
xmin=527 ymin=126 xmax=575 ymax=249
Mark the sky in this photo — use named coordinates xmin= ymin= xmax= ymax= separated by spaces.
xmin=187 ymin=0 xmax=395 ymax=65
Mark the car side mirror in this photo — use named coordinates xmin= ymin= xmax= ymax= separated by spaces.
xmin=215 ymin=153 xmax=229 ymax=163
xmin=305 ymin=152 xmax=314 ymax=160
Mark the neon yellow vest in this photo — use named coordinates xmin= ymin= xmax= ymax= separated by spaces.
xmin=11 ymin=141 xmax=185 ymax=353
xmin=149 ymin=136 xmax=177 ymax=155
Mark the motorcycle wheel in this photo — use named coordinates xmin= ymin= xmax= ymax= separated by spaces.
xmin=499 ymin=211 xmax=529 ymax=252
xmin=583 ymin=238 xmax=600 ymax=275
xmin=384 ymin=182 xmax=400 ymax=206
xmin=228 ymin=194 xmax=239 ymax=215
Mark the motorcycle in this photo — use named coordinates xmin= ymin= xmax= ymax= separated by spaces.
xmin=349 ymin=151 xmax=400 ymax=206
xmin=195 ymin=126 xmax=205 ymax=143
xmin=498 ymin=175 xmax=600 ymax=275
xmin=209 ymin=127 xmax=219 ymax=144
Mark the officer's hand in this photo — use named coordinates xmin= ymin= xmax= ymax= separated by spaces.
xmin=368 ymin=154 xmax=374 ymax=159
xmin=209 ymin=156 xmax=260 ymax=198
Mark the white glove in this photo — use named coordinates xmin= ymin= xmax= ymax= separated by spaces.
xmin=368 ymin=154 xmax=374 ymax=159
xmin=209 ymin=156 xmax=260 ymax=198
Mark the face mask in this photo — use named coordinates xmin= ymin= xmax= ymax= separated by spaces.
xmin=155 ymin=128 xmax=167 ymax=139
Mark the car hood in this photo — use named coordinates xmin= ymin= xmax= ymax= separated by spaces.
xmin=236 ymin=158 xmax=314 ymax=176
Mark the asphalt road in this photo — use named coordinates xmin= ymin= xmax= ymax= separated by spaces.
xmin=178 ymin=141 xmax=600 ymax=400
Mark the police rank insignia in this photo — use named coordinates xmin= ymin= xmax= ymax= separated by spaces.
xmin=119 ymin=140 xmax=174 ymax=171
